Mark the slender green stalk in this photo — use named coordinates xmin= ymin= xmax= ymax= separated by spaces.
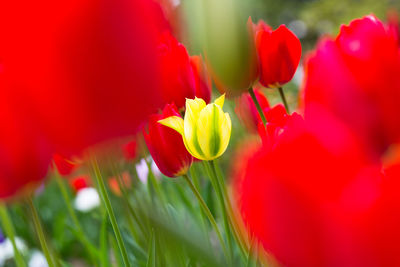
xmin=213 ymin=160 xmax=248 ymax=257
xmin=0 ymin=203 xmax=26 ymax=267
xmin=53 ymin=167 xmax=99 ymax=263
xmin=111 ymin=164 xmax=147 ymax=237
xmin=91 ymin=158 xmax=131 ymax=267
xmin=182 ymin=174 xmax=229 ymax=259
xmin=278 ymin=87 xmax=290 ymax=113
xmin=248 ymin=87 xmax=267 ymax=126
xmin=144 ymin=158 xmax=167 ymax=203
xmin=27 ymin=197 xmax=56 ymax=267
xmin=190 ymin=168 xmax=211 ymax=248
xmin=204 ymin=162 xmax=233 ymax=263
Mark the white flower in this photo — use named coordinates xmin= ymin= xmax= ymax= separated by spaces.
xmin=29 ymin=250 xmax=48 ymax=267
xmin=0 ymin=237 xmax=26 ymax=267
xmin=74 ymin=187 xmax=100 ymax=212
xmin=135 ymin=158 xmax=149 ymax=184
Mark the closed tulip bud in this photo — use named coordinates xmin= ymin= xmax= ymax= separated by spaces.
xmin=190 ymin=55 xmax=212 ymax=104
xmin=158 ymin=32 xmax=196 ymax=109
xmin=254 ymin=20 xmax=302 ymax=88
xmin=159 ymin=95 xmax=232 ymax=160
xmin=144 ymin=104 xmax=193 ymax=177
xmin=184 ymin=0 xmax=258 ymax=96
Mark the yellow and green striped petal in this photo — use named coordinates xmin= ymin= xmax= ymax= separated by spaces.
xmin=158 ymin=116 xmax=184 ymax=135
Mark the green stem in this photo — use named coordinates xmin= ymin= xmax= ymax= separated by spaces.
xmin=91 ymin=158 xmax=131 ymax=267
xmin=182 ymin=174 xmax=229 ymax=259
xmin=278 ymin=87 xmax=290 ymax=113
xmin=248 ymin=87 xmax=267 ymax=125
xmin=27 ymin=197 xmax=56 ymax=267
xmin=53 ymin=167 xmax=99 ymax=263
xmin=0 ymin=203 xmax=26 ymax=267
xmin=111 ymin=164 xmax=147 ymax=238
xmin=213 ymin=160 xmax=248 ymax=257
xmin=205 ymin=161 xmax=233 ymax=263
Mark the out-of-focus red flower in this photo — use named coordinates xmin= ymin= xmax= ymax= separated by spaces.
xmin=108 ymin=171 xmax=132 ymax=196
xmin=158 ymin=32 xmax=196 ymax=109
xmin=190 ymin=55 xmax=212 ymax=104
xmin=257 ymin=104 xmax=302 ymax=146
xmin=53 ymin=153 xmax=77 ymax=176
xmin=69 ymin=175 xmax=90 ymax=193
xmin=122 ymin=140 xmax=137 ymax=161
xmin=235 ymin=88 xmax=270 ymax=133
xmin=0 ymin=70 xmax=52 ymax=200
xmin=144 ymin=103 xmax=193 ymax=177
xmin=0 ymin=0 xmax=166 ymax=156
xmin=235 ymin=110 xmax=388 ymax=266
xmin=302 ymin=15 xmax=400 ymax=157
xmin=254 ymin=20 xmax=302 ymax=88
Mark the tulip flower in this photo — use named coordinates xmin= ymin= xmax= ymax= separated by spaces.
xmin=185 ymin=0 xmax=258 ymax=96
xmin=254 ymin=20 xmax=302 ymax=88
xmin=235 ymin=88 xmax=270 ymax=132
xmin=0 ymin=71 xmax=52 ymax=200
xmin=159 ymin=95 xmax=232 ymax=161
xmin=1 ymin=0 xmax=168 ymax=155
xmin=53 ymin=154 xmax=77 ymax=176
xmin=302 ymin=15 xmax=400 ymax=156
xmin=69 ymin=175 xmax=90 ymax=194
xmin=235 ymin=110 xmax=386 ymax=266
xmin=190 ymin=55 xmax=212 ymax=104
xmin=158 ymin=32 xmax=196 ymax=109
xmin=144 ymin=104 xmax=193 ymax=177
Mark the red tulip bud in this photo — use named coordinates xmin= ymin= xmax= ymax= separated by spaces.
xmin=158 ymin=32 xmax=196 ymax=109
xmin=144 ymin=103 xmax=193 ymax=177
xmin=255 ymin=21 xmax=302 ymax=88
xmin=190 ymin=55 xmax=212 ymax=104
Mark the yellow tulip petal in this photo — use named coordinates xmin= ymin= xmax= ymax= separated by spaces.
xmin=214 ymin=94 xmax=225 ymax=108
xmin=184 ymin=98 xmax=207 ymax=159
xmin=185 ymin=97 xmax=206 ymax=117
xmin=197 ymin=103 xmax=226 ymax=160
xmin=217 ymin=112 xmax=232 ymax=157
xmin=158 ymin=116 xmax=184 ymax=135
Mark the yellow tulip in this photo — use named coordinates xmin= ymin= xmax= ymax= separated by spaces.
xmin=158 ymin=94 xmax=232 ymax=160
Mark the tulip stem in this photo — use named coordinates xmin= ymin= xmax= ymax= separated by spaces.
xmin=182 ymin=174 xmax=229 ymax=259
xmin=278 ymin=87 xmax=290 ymax=113
xmin=27 ymin=196 xmax=56 ymax=267
xmin=0 ymin=203 xmax=26 ymax=267
xmin=91 ymin=158 xmax=131 ymax=267
xmin=53 ymin=166 xmax=99 ymax=264
xmin=248 ymin=87 xmax=268 ymax=126
xmin=205 ymin=161 xmax=233 ymax=263
xmin=213 ymin=160 xmax=248 ymax=258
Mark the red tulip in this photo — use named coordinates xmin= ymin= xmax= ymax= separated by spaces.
xmin=143 ymin=103 xmax=193 ymax=177
xmin=53 ymin=153 xmax=77 ymax=176
xmin=0 ymin=0 xmax=167 ymax=156
xmin=235 ymin=110 xmax=386 ymax=266
xmin=235 ymin=88 xmax=270 ymax=133
xmin=257 ymin=104 xmax=302 ymax=146
xmin=158 ymin=32 xmax=196 ymax=109
xmin=254 ymin=20 xmax=302 ymax=88
xmin=0 ymin=70 xmax=52 ymax=200
xmin=69 ymin=175 xmax=90 ymax=193
xmin=302 ymin=15 xmax=400 ymax=156
xmin=190 ymin=55 xmax=212 ymax=104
